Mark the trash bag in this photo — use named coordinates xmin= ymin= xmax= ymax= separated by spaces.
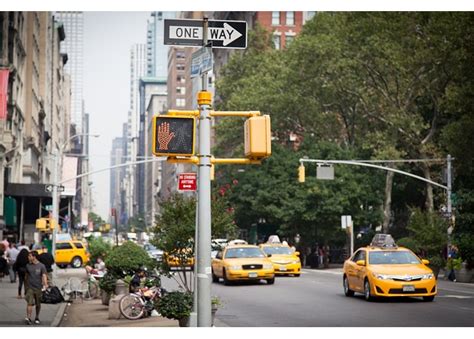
xmin=42 ymin=286 xmax=65 ymax=304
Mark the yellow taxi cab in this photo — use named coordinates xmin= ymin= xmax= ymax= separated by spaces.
xmin=211 ymin=245 xmax=275 ymax=285
xmin=343 ymin=234 xmax=437 ymax=302
xmin=55 ymin=240 xmax=90 ymax=268
xmin=259 ymin=243 xmax=301 ymax=277
xmin=165 ymin=249 xmax=195 ymax=269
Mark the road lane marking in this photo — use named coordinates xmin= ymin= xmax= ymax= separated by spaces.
xmin=438 ymin=287 xmax=474 ymax=295
xmin=437 ymin=295 xmax=474 ymax=299
xmin=302 ymin=269 xmax=342 ymax=275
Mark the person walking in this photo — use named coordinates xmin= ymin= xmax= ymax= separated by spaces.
xmin=38 ymin=246 xmax=55 ymax=287
xmin=0 ymin=249 xmax=10 ymax=281
xmin=24 ymin=251 xmax=48 ymax=325
xmin=17 ymin=240 xmax=29 ymax=251
xmin=6 ymin=243 xmax=20 ymax=283
xmin=13 ymin=248 xmax=29 ymax=298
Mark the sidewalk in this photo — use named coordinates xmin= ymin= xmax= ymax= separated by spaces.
xmin=0 ymin=274 xmax=67 ymax=327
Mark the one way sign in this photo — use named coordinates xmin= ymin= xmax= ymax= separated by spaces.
xmin=164 ymin=19 xmax=247 ymax=49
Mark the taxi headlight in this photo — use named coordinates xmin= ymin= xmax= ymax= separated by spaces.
xmin=263 ymin=264 xmax=273 ymax=269
xmin=228 ymin=265 xmax=241 ymax=271
xmin=292 ymin=260 xmax=300 ymax=264
xmin=422 ymin=273 xmax=434 ymax=280
xmin=372 ymin=272 xmax=390 ymax=280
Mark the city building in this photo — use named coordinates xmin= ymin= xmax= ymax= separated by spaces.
xmin=1 ymin=12 xmax=72 ymax=242
xmin=146 ymin=11 xmax=176 ymax=78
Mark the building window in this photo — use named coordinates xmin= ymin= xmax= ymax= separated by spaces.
xmin=273 ymin=35 xmax=281 ymax=50
xmin=177 ymin=75 xmax=185 ymax=83
xmin=176 ymin=87 xmax=186 ymax=95
xmin=176 ymin=98 xmax=185 ymax=107
xmin=286 ymin=12 xmax=295 ymax=26
xmin=272 ymin=12 xmax=280 ymax=26
xmin=176 ymin=51 xmax=185 ymax=59
xmin=285 ymin=34 xmax=295 ymax=47
xmin=176 ymin=64 xmax=185 ymax=71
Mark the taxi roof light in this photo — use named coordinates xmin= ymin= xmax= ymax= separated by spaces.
xmin=370 ymin=234 xmax=398 ymax=248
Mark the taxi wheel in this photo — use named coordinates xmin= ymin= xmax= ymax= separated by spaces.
xmin=71 ymin=256 xmax=83 ymax=268
xmin=343 ymin=275 xmax=354 ymax=297
xmin=223 ymin=269 xmax=231 ymax=286
xmin=423 ymin=296 xmax=435 ymax=302
xmin=364 ymin=279 xmax=373 ymax=301
xmin=266 ymin=278 xmax=275 ymax=285
xmin=212 ymin=270 xmax=219 ymax=283
xmin=294 ymin=274 xmax=301 ymax=277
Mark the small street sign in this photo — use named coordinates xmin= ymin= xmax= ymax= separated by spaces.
xmin=164 ymin=19 xmax=247 ymax=49
xmin=191 ymin=47 xmax=213 ymax=78
xmin=58 ymin=185 xmax=65 ymax=192
xmin=178 ymin=173 xmax=197 ymax=191
xmin=45 ymin=184 xmax=53 ymax=193
xmin=341 ymin=215 xmax=352 ymax=229
xmin=45 ymin=205 xmax=53 ymax=211
xmin=317 ymin=165 xmax=334 ymax=180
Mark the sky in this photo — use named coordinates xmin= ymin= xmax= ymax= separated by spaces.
xmin=83 ymin=12 xmax=150 ymax=219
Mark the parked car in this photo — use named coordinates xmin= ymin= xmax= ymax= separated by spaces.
xmin=143 ymin=243 xmax=163 ymax=262
xmin=211 ymin=245 xmax=275 ymax=285
xmin=55 ymin=240 xmax=90 ymax=268
xmin=343 ymin=234 xmax=437 ymax=302
xmin=260 ymin=243 xmax=301 ymax=277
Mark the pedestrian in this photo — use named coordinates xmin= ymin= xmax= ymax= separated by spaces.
xmin=448 ymin=245 xmax=459 ymax=282
xmin=6 ymin=242 xmax=20 ymax=283
xmin=13 ymin=248 xmax=30 ymax=298
xmin=17 ymin=240 xmax=29 ymax=252
xmin=24 ymin=251 xmax=48 ymax=325
xmin=129 ymin=268 xmax=146 ymax=293
xmin=38 ymin=246 xmax=55 ymax=287
xmin=0 ymin=250 xmax=10 ymax=281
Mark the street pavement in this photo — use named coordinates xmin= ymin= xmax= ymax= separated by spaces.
xmin=0 ymin=267 xmax=70 ymax=327
xmin=208 ymin=268 xmax=474 ymax=327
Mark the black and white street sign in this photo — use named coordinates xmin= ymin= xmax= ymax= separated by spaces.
xmin=45 ymin=185 xmax=65 ymax=193
xmin=191 ymin=47 xmax=213 ymax=78
xmin=164 ymin=19 xmax=247 ymax=49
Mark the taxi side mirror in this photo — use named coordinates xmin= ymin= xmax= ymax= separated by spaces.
xmin=295 ymin=251 xmax=300 ymax=256
xmin=356 ymin=260 xmax=366 ymax=266
xmin=422 ymin=259 xmax=430 ymax=265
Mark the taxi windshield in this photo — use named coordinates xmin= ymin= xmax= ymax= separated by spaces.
xmin=262 ymin=246 xmax=293 ymax=255
xmin=369 ymin=251 xmax=421 ymax=265
xmin=225 ymin=247 xmax=265 ymax=259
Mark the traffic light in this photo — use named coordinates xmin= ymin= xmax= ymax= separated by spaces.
xmin=35 ymin=218 xmax=57 ymax=231
xmin=244 ymin=115 xmax=271 ymax=159
xmin=152 ymin=115 xmax=196 ymax=157
xmin=298 ymin=164 xmax=305 ymax=183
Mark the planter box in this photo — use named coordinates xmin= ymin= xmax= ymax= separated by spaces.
xmin=454 ymin=263 xmax=473 ymax=283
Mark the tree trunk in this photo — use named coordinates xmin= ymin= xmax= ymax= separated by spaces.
xmin=421 ymin=163 xmax=434 ymax=212
xmin=382 ymin=165 xmax=395 ymax=233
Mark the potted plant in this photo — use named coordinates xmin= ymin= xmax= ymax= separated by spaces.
xmin=99 ymin=272 xmax=117 ymax=305
xmin=211 ymin=296 xmax=222 ymax=326
xmin=157 ymin=291 xmax=193 ymax=327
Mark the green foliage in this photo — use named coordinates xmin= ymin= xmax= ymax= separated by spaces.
xmin=447 ymin=257 xmax=463 ymax=271
xmin=86 ymin=236 xmax=112 ymax=265
xmin=157 ymin=291 xmax=193 ymax=320
xmin=98 ymin=272 xmax=118 ymax=294
xmin=397 ymin=237 xmax=419 ymax=253
xmin=105 ymin=241 xmax=155 ymax=277
xmin=406 ymin=208 xmax=448 ymax=267
xmin=88 ymin=212 xmax=105 ymax=231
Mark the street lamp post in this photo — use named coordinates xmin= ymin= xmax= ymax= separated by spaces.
xmin=51 ymin=134 xmax=99 ymax=263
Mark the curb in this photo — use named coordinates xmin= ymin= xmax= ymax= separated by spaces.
xmin=51 ymin=302 xmax=68 ymax=327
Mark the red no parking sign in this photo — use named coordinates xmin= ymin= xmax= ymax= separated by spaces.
xmin=178 ymin=172 xmax=197 ymax=191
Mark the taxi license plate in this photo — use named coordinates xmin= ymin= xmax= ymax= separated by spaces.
xmin=248 ymin=272 xmax=258 ymax=278
xmin=402 ymin=285 xmax=415 ymax=292
xmin=279 ymin=266 xmax=287 ymax=271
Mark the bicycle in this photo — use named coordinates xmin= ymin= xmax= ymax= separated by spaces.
xmin=80 ymin=273 xmax=100 ymax=300
xmin=119 ymin=285 xmax=166 ymax=320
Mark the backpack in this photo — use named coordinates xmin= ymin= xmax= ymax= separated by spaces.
xmin=41 ymin=286 xmax=65 ymax=304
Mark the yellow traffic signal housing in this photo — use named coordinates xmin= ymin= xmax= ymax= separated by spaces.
xmin=35 ymin=218 xmax=58 ymax=232
xmin=152 ymin=115 xmax=196 ymax=157
xmin=298 ymin=164 xmax=305 ymax=183
xmin=244 ymin=115 xmax=271 ymax=159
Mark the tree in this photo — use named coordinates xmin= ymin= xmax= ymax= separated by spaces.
xmin=151 ymin=192 xmax=238 ymax=291
xmin=88 ymin=212 xmax=105 ymax=231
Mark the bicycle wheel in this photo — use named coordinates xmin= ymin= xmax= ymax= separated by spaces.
xmin=80 ymin=280 xmax=95 ymax=301
xmin=119 ymin=294 xmax=145 ymax=320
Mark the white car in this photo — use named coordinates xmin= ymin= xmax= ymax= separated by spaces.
xmin=143 ymin=243 xmax=163 ymax=262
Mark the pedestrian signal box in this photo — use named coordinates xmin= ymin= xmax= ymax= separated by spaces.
xmin=152 ymin=115 xmax=196 ymax=157
xmin=35 ymin=218 xmax=58 ymax=232
xmin=244 ymin=115 xmax=271 ymax=159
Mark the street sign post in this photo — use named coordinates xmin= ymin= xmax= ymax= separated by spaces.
xmin=178 ymin=172 xmax=197 ymax=191
xmin=164 ymin=19 xmax=247 ymax=49
xmin=191 ymin=47 xmax=213 ymax=78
